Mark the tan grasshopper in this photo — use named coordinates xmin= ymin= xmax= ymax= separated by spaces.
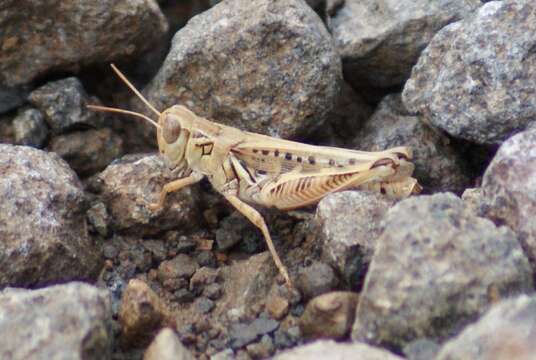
xmin=89 ymin=64 xmax=421 ymax=287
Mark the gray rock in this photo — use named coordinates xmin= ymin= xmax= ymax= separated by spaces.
xmin=215 ymin=213 xmax=260 ymax=251
xmin=246 ymin=334 xmax=274 ymax=359
xmin=229 ymin=318 xmax=279 ymax=349
xmin=142 ymin=0 xmax=341 ymax=143
xmin=352 ymin=95 xmax=471 ymax=193
xmin=0 ymin=0 xmax=168 ymax=87
xmin=161 ymin=254 xmax=198 ymax=279
xmin=0 ymin=145 xmax=102 ymax=287
xmin=29 ymin=77 xmax=105 ymax=133
xmin=296 ymin=261 xmax=340 ymax=301
xmin=96 ymin=154 xmax=201 ymax=235
xmin=273 ymin=340 xmax=403 ymax=360
xmin=0 ymin=282 xmax=112 ymax=360
xmin=0 ymin=85 xmax=28 ymax=114
xmin=352 ymin=193 xmax=533 ymax=350
xmin=403 ymin=0 xmax=536 ymax=144
xmin=435 ymin=294 xmax=536 ymax=360
xmin=481 ymin=128 xmax=536 ymax=267
xmin=144 ymin=328 xmax=195 ymax=360
xmin=13 ymin=108 xmax=48 ymax=148
xmin=403 ymin=339 xmax=440 ymax=360
xmin=87 ymin=202 xmax=109 ymax=237
xmin=48 ymin=128 xmax=124 ymax=176
xmin=300 ymin=291 xmax=359 ymax=340
xmin=196 ymin=297 xmax=215 ymax=314
xmin=314 ymin=191 xmax=394 ymax=287
xmin=329 ymin=0 xmax=480 ymax=90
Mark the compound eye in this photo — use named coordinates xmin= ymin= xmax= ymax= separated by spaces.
xmin=162 ymin=116 xmax=181 ymax=144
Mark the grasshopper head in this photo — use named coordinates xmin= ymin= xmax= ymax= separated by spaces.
xmin=157 ymin=105 xmax=195 ymax=170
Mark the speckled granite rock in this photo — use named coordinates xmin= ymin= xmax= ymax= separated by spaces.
xmin=481 ymin=128 xmax=536 ymax=267
xmin=0 ymin=145 xmax=102 ymax=287
xmin=436 ymin=294 xmax=536 ymax=360
xmin=314 ymin=191 xmax=394 ymax=286
xmin=0 ymin=282 xmax=112 ymax=360
xmin=352 ymin=193 xmax=533 ymax=350
xmin=329 ymin=0 xmax=480 ymax=90
xmin=141 ymin=0 xmax=341 ymax=144
xmin=403 ymin=0 xmax=536 ymax=144
xmin=352 ymin=95 xmax=470 ymax=193
xmin=0 ymin=0 xmax=168 ymax=87
xmin=96 ymin=154 xmax=201 ymax=235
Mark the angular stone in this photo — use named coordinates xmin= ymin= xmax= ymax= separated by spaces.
xmin=119 ymin=279 xmax=170 ymax=346
xmin=329 ymin=0 xmax=480 ymax=90
xmin=273 ymin=340 xmax=403 ymax=360
xmin=0 ymin=145 xmax=102 ymax=287
xmin=352 ymin=95 xmax=470 ymax=193
xmin=141 ymin=0 xmax=341 ymax=144
xmin=144 ymin=328 xmax=195 ymax=360
xmin=12 ymin=108 xmax=48 ymax=148
xmin=435 ymin=294 xmax=536 ymax=360
xmin=300 ymin=291 xmax=359 ymax=340
xmin=29 ymin=77 xmax=105 ymax=134
xmin=158 ymin=254 xmax=199 ymax=283
xmin=481 ymin=128 xmax=536 ymax=267
xmin=96 ymin=154 xmax=201 ymax=235
xmin=48 ymin=128 xmax=123 ymax=176
xmin=0 ymin=282 xmax=112 ymax=360
xmin=314 ymin=191 xmax=394 ymax=287
xmin=0 ymin=0 xmax=168 ymax=87
xmin=352 ymin=193 xmax=533 ymax=350
xmin=403 ymin=1 xmax=536 ymax=144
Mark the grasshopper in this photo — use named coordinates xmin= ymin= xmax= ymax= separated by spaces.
xmin=89 ymin=64 xmax=421 ymax=287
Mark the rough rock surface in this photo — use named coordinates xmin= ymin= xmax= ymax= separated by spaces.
xmin=144 ymin=328 xmax=195 ymax=360
xmin=0 ymin=282 xmax=112 ymax=360
xmin=299 ymin=291 xmax=359 ymax=340
xmin=481 ymin=128 xmax=536 ymax=267
xmin=142 ymin=0 xmax=341 ymax=142
xmin=0 ymin=0 xmax=168 ymax=87
xmin=328 ymin=0 xmax=480 ymax=89
xmin=48 ymin=128 xmax=123 ymax=176
xmin=314 ymin=191 xmax=394 ymax=286
xmin=352 ymin=95 xmax=470 ymax=193
xmin=403 ymin=0 xmax=536 ymax=144
xmin=273 ymin=340 xmax=403 ymax=360
xmin=96 ymin=154 xmax=201 ymax=235
xmin=12 ymin=108 xmax=48 ymax=148
xmin=119 ymin=279 xmax=170 ymax=346
xmin=436 ymin=294 xmax=536 ymax=360
xmin=29 ymin=77 xmax=105 ymax=133
xmin=0 ymin=145 xmax=102 ymax=287
xmin=352 ymin=193 xmax=533 ymax=350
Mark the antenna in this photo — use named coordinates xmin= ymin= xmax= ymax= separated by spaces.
xmin=87 ymin=104 xmax=161 ymax=129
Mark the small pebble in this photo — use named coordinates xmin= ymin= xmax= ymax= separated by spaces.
xmin=204 ymin=283 xmax=223 ymax=300
xmin=196 ymin=297 xmax=215 ymax=314
xmin=175 ymin=289 xmax=195 ymax=304
xmin=266 ymin=295 xmax=289 ymax=320
xmin=196 ymin=251 xmax=217 ymax=268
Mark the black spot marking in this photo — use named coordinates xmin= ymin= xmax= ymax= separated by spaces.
xmin=381 ymin=187 xmax=386 ymax=194
xmin=257 ymin=170 xmax=267 ymax=175
xmin=297 ymin=156 xmax=302 ymax=163
xmin=285 ymin=153 xmax=292 ymax=160
xmin=274 ymin=150 xmax=280 ymax=157
xmin=262 ymin=150 xmax=269 ymax=155
xmin=253 ymin=149 xmax=258 ymax=153
xmin=308 ymin=156 xmax=315 ymax=165
xmin=349 ymin=159 xmax=356 ymax=165
xmin=329 ymin=159 xmax=335 ymax=166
